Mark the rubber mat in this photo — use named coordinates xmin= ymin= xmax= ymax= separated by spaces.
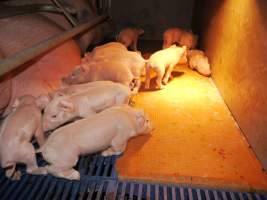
xmin=116 ymin=65 xmax=267 ymax=192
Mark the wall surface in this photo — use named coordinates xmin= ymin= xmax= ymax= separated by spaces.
xmin=194 ymin=0 xmax=267 ymax=170
xmin=109 ymin=0 xmax=195 ymax=40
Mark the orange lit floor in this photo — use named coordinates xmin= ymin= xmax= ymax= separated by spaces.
xmin=116 ymin=65 xmax=267 ymax=192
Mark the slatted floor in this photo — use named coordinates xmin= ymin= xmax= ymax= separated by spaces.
xmin=0 ymin=153 xmax=266 ymax=199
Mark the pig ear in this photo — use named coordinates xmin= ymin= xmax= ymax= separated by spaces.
xmin=138 ymin=28 xmax=145 ymax=35
xmin=59 ymin=98 xmax=74 ymax=112
xmin=49 ymin=91 xmax=65 ymax=99
xmin=136 ymin=109 xmax=146 ymax=128
xmin=11 ymin=98 xmax=20 ymax=110
xmin=36 ymin=94 xmax=51 ymax=110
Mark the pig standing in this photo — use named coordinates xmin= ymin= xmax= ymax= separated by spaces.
xmin=145 ymin=45 xmax=187 ymax=89
xmin=62 ymin=60 xmax=144 ymax=93
xmin=163 ymin=27 xmax=198 ymax=49
xmin=43 ymin=82 xmax=131 ymax=131
xmin=117 ymin=27 xmax=144 ymax=51
xmin=0 ymin=95 xmax=47 ymax=179
xmin=37 ymin=105 xmax=153 ymax=180
xmin=187 ymin=50 xmax=211 ymax=76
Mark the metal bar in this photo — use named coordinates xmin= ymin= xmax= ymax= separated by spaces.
xmin=0 ymin=4 xmax=62 ymax=19
xmin=0 ymin=14 xmax=108 ymax=77
xmin=51 ymin=0 xmax=77 ymax=26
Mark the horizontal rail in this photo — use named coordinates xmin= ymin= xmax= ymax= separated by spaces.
xmin=0 ymin=14 xmax=108 ymax=77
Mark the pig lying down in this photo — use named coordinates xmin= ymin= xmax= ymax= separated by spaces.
xmin=187 ymin=50 xmax=211 ymax=76
xmin=43 ymin=82 xmax=131 ymax=131
xmin=117 ymin=27 xmax=144 ymax=51
xmin=37 ymin=105 xmax=153 ymax=180
xmin=145 ymin=45 xmax=187 ymax=89
xmin=81 ymin=42 xmax=127 ymax=64
xmin=0 ymin=95 xmax=46 ymax=179
xmin=163 ymin=27 xmax=198 ymax=49
xmin=62 ymin=60 xmax=144 ymax=94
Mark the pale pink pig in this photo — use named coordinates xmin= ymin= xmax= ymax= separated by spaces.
xmin=187 ymin=50 xmax=211 ymax=76
xmin=62 ymin=60 xmax=142 ymax=93
xmin=117 ymin=27 xmax=144 ymax=51
xmin=42 ymin=82 xmax=131 ymax=131
xmin=0 ymin=95 xmax=47 ymax=179
xmin=163 ymin=27 xmax=198 ymax=49
xmin=145 ymin=45 xmax=187 ymax=89
xmin=81 ymin=42 xmax=127 ymax=64
xmin=37 ymin=105 xmax=153 ymax=180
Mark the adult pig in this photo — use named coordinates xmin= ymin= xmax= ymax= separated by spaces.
xmin=0 ymin=95 xmax=46 ymax=179
xmin=38 ymin=105 xmax=153 ymax=180
xmin=145 ymin=45 xmax=186 ymax=89
xmin=117 ymin=27 xmax=144 ymax=51
xmin=163 ymin=27 xmax=198 ymax=49
xmin=62 ymin=60 xmax=142 ymax=93
xmin=42 ymin=82 xmax=131 ymax=131
xmin=187 ymin=50 xmax=211 ymax=76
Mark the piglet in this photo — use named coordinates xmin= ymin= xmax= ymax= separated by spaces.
xmin=163 ymin=27 xmax=198 ymax=49
xmin=82 ymin=42 xmax=127 ymax=64
xmin=145 ymin=45 xmax=187 ymax=89
xmin=37 ymin=105 xmax=153 ymax=180
xmin=42 ymin=82 xmax=131 ymax=131
xmin=117 ymin=27 xmax=144 ymax=51
xmin=62 ymin=61 xmax=142 ymax=93
xmin=0 ymin=95 xmax=47 ymax=179
xmin=187 ymin=50 xmax=211 ymax=76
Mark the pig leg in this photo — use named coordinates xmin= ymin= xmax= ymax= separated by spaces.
xmin=145 ymin=66 xmax=151 ymax=89
xmin=101 ymin=132 xmax=130 ymax=156
xmin=154 ymin=66 xmax=165 ymax=89
xmin=45 ymin=165 xmax=80 ymax=180
xmin=5 ymin=164 xmax=16 ymax=178
xmin=163 ymin=64 xmax=175 ymax=85
xmin=17 ymin=143 xmax=47 ymax=175
xmin=12 ymin=171 xmax=21 ymax=180
xmin=132 ymin=78 xmax=141 ymax=94
xmin=35 ymin=125 xmax=45 ymax=147
xmin=132 ymin=38 xmax=138 ymax=51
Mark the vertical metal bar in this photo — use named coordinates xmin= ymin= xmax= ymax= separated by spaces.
xmin=196 ymin=189 xmax=202 ymax=200
xmin=138 ymin=183 xmax=143 ymax=200
xmin=163 ymin=186 xmax=168 ymax=200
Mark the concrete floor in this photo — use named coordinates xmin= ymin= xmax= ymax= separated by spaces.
xmin=116 ymin=62 xmax=267 ymax=192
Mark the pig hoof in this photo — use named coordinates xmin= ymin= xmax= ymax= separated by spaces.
xmin=69 ymin=171 xmax=80 ymax=180
xmin=156 ymin=85 xmax=164 ymax=90
xmin=101 ymin=148 xmax=116 ymax=157
xmin=12 ymin=171 xmax=22 ymax=181
xmin=162 ymin=79 xmax=168 ymax=85
xmin=114 ymin=151 xmax=123 ymax=156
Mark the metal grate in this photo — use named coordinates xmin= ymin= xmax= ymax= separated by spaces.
xmin=0 ymin=154 xmax=266 ymax=200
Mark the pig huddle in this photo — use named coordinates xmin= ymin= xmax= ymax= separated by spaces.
xmin=0 ymin=26 xmax=211 ymax=181
xmin=0 ymin=81 xmax=153 ymax=180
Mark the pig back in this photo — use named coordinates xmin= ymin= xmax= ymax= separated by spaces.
xmin=45 ymin=107 xmax=135 ymax=155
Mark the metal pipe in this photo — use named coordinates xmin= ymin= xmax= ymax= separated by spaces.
xmin=0 ymin=14 xmax=108 ymax=77
xmin=0 ymin=4 xmax=63 ymax=19
xmin=51 ymin=0 xmax=78 ymax=26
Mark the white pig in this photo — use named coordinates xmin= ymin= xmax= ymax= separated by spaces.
xmin=117 ymin=27 xmax=144 ymax=51
xmin=42 ymin=82 xmax=131 ymax=131
xmin=0 ymin=95 xmax=47 ymax=179
xmin=62 ymin=60 xmax=143 ymax=93
xmin=37 ymin=105 xmax=153 ymax=180
xmin=163 ymin=27 xmax=198 ymax=49
xmin=81 ymin=42 xmax=127 ymax=64
xmin=145 ymin=45 xmax=187 ymax=89
xmin=187 ymin=50 xmax=211 ymax=76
